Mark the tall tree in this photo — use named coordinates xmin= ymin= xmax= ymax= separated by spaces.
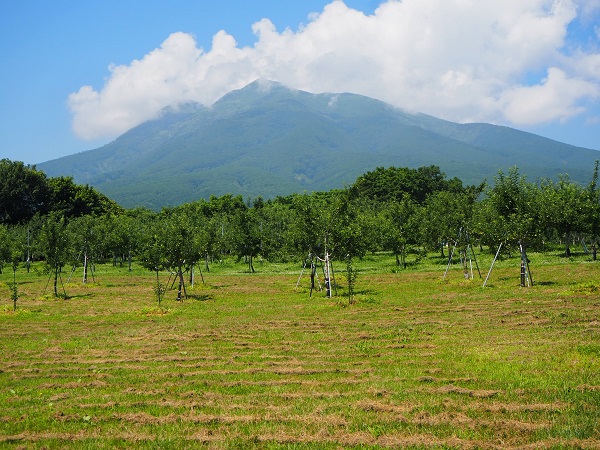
xmin=48 ymin=176 xmax=122 ymax=218
xmin=350 ymin=165 xmax=465 ymax=204
xmin=0 ymin=159 xmax=51 ymax=224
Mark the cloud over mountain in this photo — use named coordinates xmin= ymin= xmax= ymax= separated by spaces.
xmin=68 ymin=0 xmax=600 ymax=141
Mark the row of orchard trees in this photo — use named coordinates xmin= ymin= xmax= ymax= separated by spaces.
xmin=2 ymin=164 xmax=600 ymax=302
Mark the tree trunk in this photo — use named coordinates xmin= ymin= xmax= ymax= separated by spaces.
xmin=156 ymin=268 xmax=162 ymax=307
xmin=54 ymin=266 xmax=59 ymax=297
xmin=83 ymin=251 xmax=88 ymax=284
xmin=176 ymin=265 xmax=187 ymax=301
xmin=12 ymin=269 xmax=17 ymax=312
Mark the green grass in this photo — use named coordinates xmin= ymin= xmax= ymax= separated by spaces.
xmin=0 ymin=251 xmax=598 ymax=448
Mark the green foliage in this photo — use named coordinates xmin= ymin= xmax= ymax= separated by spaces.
xmin=48 ymin=176 xmax=122 ymax=218
xmin=481 ymin=167 xmax=542 ymax=247
xmin=351 ymin=165 xmax=466 ymax=204
xmin=0 ymin=159 xmax=122 ymax=226
xmin=4 ymin=156 xmax=600 ymax=288
xmin=152 ymin=273 xmax=167 ymax=307
xmin=37 ymin=212 xmax=70 ymax=297
xmin=0 ymin=159 xmax=51 ymax=224
xmin=539 ymin=175 xmax=594 ymax=256
xmin=8 ymin=280 xmax=18 ymax=312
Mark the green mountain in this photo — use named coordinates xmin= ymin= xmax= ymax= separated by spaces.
xmin=39 ymin=79 xmax=600 ymax=209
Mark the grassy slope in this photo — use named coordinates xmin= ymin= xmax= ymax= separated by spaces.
xmin=0 ymin=251 xmax=598 ymax=449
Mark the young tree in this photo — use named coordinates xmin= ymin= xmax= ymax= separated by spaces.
xmin=484 ymin=167 xmax=542 ymax=248
xmin=103 ymin=211 xmax=145 ymax=270
xmin=251 ymin=199 xmax=294 ymax=262
xmin=138 ymin=215 xmax=168 ymax=306
xmin=539 ymin=176 xmax=588 ymax=257
xmin=37 ymin=213 xmax=71 ymax=297
xmin=586 ymin=161 xmax=600 ymax=258
xmin=67 ymin=215 xmax=102 ymax=283
xmin=6 ymin=227 xmax=25 ymax=311
xmin=230 ymin=207 xmax=262 ymax=273
xmin=418 ymin=190 xmax=478 ymax=258
xmin=380 ymin=194 xmax=418 ymax=267
xmin=289 ymin=193 xmax=329 ymax=258
xmin=160 ymin=210 xmax=200 ymax=300
xmin=0 ymin=225 xmax=9 ymax=275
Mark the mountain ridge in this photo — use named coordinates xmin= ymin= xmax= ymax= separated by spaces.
xmin=39 ymin=80 xmax=600 ymax=209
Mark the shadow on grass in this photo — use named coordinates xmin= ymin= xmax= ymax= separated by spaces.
xmin=61 ymin=293 xmax=95 ymax=300
xmin=187 ymin=294 xmax=213 ymax=302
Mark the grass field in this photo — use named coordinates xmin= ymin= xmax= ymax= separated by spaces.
xmin=1 ymin=251 xmax=599 ymax=449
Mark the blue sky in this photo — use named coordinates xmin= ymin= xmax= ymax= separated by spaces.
xmin=1 ymin=0 xmax=599 ymax=166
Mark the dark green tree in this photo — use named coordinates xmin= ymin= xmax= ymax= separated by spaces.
xmin=48 ymin=176 xmax=122 ymax=218
xmin=350 ymin=165 xmax=465 ymax=204
xmin=0 ymin=159 xmax=51 ymax=224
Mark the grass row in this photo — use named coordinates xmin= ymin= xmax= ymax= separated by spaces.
xmin=0 ymin=250 xmax=598 ymax=449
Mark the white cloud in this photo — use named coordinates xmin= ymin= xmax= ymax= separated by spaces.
xmin=69 ymin=0 xmax=600 ymax=140
xmin=501 ymin=67 xmax=598 ymax=124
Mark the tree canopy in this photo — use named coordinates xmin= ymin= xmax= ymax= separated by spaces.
xmin=0 ymin=159 xmax=122 ymax=225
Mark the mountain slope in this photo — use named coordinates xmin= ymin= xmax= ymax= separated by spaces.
xmin=39 ymin=80 xmax=600 ymax=209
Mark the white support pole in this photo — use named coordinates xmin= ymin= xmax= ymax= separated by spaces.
xmin=483 ymin=242 xmax=503 ymax=287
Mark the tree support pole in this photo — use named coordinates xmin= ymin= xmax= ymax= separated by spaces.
xmin=483 ymin=242 xmax=503 ymax=287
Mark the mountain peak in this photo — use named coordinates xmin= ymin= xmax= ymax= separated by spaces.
xmin=159 ymin=101 xmax=206 ymax=116
xmin=215 ymin=79 xmax=298 ymax=104
xmin=38 ymin=83 xmax=600 ymax=209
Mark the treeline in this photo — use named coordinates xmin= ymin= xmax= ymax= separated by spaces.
xmin=1 ymin=159 xmax=600 ymax=299
xmin=0 ymin=158 xmax=122 ymax=225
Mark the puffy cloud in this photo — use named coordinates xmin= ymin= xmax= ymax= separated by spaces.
xmin=501 ymin=68 xmax=598 ymax=124
xmin=69 ymin=0 xmax=600 ymax=140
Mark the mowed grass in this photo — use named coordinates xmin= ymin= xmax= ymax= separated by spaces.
xmin=0 ymin=251 xmax=598 ymax=449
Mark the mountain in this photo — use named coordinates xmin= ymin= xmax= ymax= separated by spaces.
xmin=39 ymin=79 xmax=600 ymax=209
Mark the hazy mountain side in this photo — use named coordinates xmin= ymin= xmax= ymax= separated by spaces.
xmin=38 ymin=79 xmax=600 ymax=209
xmin=430 ymin=123 xmax=599 ymax=173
